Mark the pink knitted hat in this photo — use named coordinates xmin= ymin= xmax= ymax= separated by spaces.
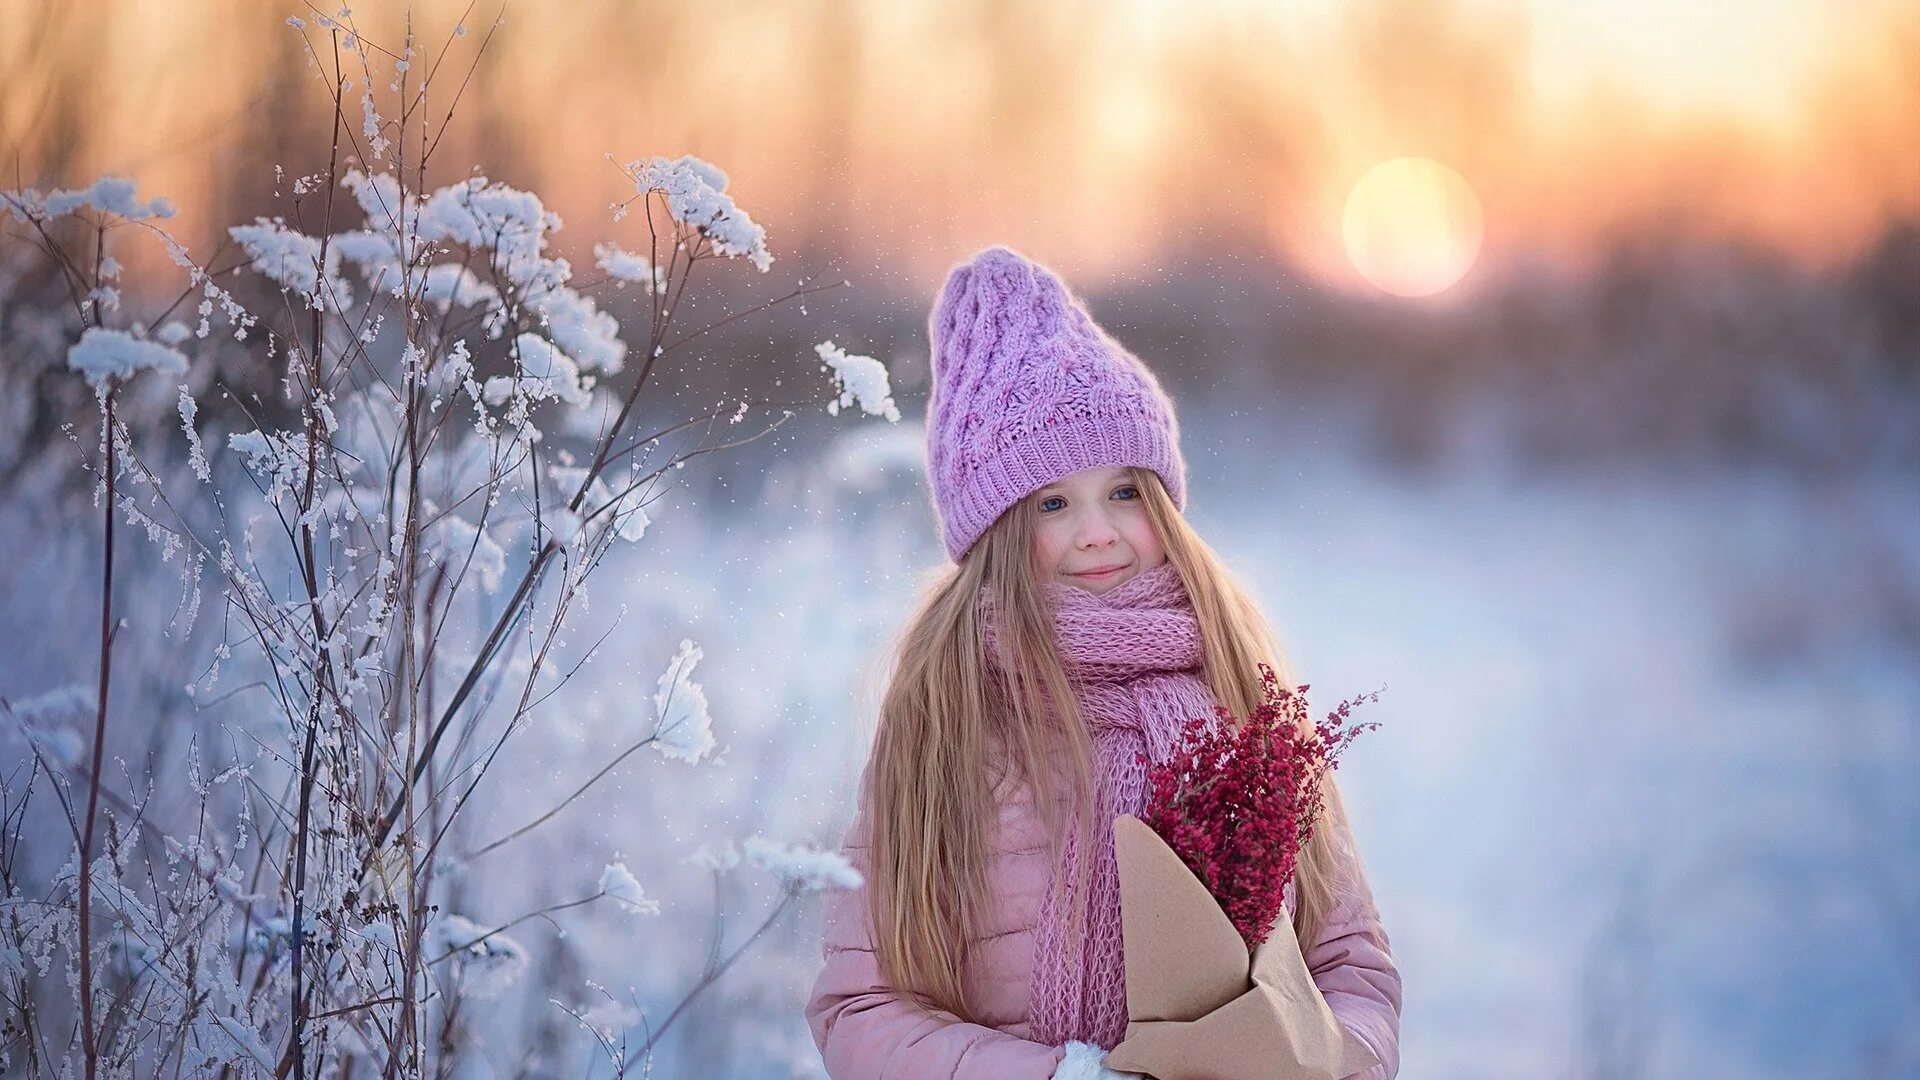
xmin=924 ymin=245 xmax=1188 ymax=563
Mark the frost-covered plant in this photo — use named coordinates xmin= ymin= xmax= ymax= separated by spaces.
xmin=0 ymin=8 xmax=879 ymax=1078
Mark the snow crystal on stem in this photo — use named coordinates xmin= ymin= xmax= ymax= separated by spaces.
xmin=328 ymin=228 xmax=403 ymax=287
xmin=67 ymin=327 xmax=189 ymax=390
xmin=3 ymin=176 xmax=175 ymax=223
xmin=178 ymin=385 xmax=211 ymax=482
xmin=815 ymin=340 xmax=900 ymax=422
xmin=551 ymin=463 xmax=650 ymax=543
xmin=482 ymin=333 xmax=592 ymax=409
xmin=597 ymin=862 xmax=661 ymax=916
xmin=608 ymin=483 xmax=650 ymax=542
xmin=428 ymin=514 xmax=506 ymax=592
xmin=684 ymin=838 xmax=742 ymax=871
xmin=574 ymin=999 xmax=641 ymax=1041
xmin=679 ymin=834 xmax=861 ymax=892
xmin=650 ymin=639 xmax=715 ymax=764
xmin=593 ymin=242 xmax=667 ymax=294
xmin=205 ymin=1015 xmax=275 ymax=1071
xmin=419 ymin=263 xmax=501 ymax=310
xmin=621 ymin=153 xmax=773 ymax=272
xmin=9 ymin=684 xmax=91 ymax=767
xmin=427 ymin=913 xmax=527 ymax=1000
xmin=419 ymin=175 xmax=562 ymax=287
xmin=229 ymin=217 xmax=353 ymax=311
xmin=227 ymin=428 xmax=312 ymax=506
xmin=360 ymin=88 xmax=389 ymax=162
xmin=530 ymin=283 xmax=627 ymax=374
xmin=743 ymin=837 xmax=862 ymax=893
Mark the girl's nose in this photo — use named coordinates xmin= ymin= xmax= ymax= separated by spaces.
xmin=1077 ymin=516 xmax=1121 ymax=546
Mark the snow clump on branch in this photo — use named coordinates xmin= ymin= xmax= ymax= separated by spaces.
xmin=816 ymin=340 xmax=900 ymax=422
xmin=598 ymin=862 xmax=661 ymax=916
xmin=650 ymin=638 xmax=715 ymax=764
xmin=619 ymin=153 xmax=773 ymax=272
xmin=2 ymin=176 xmax=176 ymax=223
xmin=66 ymin=327 xmax=189 ymax=391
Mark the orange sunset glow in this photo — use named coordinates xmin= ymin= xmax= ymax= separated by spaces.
xmin=1 ymin=0 xmax=1916 ymax=292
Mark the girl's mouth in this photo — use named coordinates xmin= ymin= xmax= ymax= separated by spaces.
xmin=1071 ymin=564 xmax=1127 ymax=580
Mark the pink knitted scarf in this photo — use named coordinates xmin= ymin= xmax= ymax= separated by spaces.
xmin=979 ymin=560 xmax=1224 ymax=1049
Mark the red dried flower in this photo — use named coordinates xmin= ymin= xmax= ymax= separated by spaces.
xmin=1140 ymin=663 xmax=1382 ymax=950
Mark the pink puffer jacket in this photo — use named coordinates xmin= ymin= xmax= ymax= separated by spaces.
xmin=804 ymin=759 xmax=1403 ymax=1079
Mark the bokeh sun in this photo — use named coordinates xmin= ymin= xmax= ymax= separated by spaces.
xmin=1342 ymin=158 xmax=1485 ymax=297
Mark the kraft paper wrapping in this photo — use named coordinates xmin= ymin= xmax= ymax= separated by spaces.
xmin=1103 ymin=814 xmax=1380 ymax=1080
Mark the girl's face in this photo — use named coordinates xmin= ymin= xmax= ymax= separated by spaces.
xmin=1029 ymin=465 xmax=1167 ymax=594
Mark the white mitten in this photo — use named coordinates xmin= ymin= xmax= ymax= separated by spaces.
xmin=1052 ymin=1039 xmax=1148 ymax=1080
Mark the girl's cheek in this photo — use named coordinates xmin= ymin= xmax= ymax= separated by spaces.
xmin=1036 ymin=525 xmax=1065 ymax=564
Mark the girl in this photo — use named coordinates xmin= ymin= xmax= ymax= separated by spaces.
xmin=804 ymin=246 xmax=1402 ymax=1080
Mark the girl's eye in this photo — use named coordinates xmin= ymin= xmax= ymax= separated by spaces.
xmin=1039 ymin=487 xmax=1136 ymax=513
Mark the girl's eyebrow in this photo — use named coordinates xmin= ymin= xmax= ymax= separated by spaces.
xmin=1039 ymin=474 xmax=1131 ymax=495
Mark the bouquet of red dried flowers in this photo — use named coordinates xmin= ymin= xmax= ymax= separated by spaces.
xmin=1139 ymin=662 xmax=1382 ymax=950
xmin=1103 ymin=664 xmax=1384 ymax=1080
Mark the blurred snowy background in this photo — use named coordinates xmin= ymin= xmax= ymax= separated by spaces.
xmin=2 ymin=1 xmax=1918 ymax=1077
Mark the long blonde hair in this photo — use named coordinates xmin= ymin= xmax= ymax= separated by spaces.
xmin=863 ymin=466 xmax=1355 ymax=1021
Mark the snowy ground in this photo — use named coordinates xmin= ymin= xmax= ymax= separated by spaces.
xmin=591 ymin=396 xmax=1920 ymax=1078
xmin=1185 ymin=404 xmax=1920 ymax=1079
xmin=2 ymin=392 xmax=1913 ymax=1078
